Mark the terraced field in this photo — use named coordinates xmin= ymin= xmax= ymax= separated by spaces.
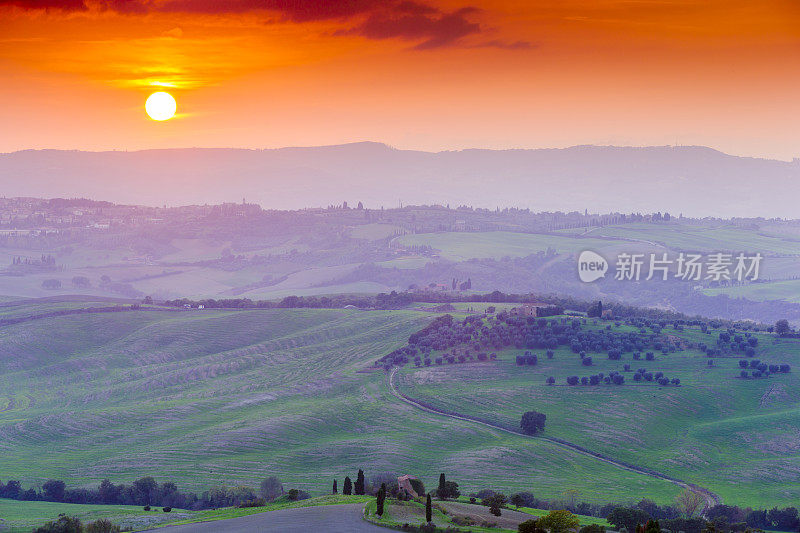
xmin=0 ymin=303 xmax=683 ymax=505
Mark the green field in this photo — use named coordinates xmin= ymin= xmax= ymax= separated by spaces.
xmin=394 ymin=320 xmax=800 ymax=507
xmin=704 ymin=279 xmax=800 ymax=304
xmin=0 ymin=303 xmax=689 ymax=511
xmin=365 ymin=498 xmax=610 ymax=532
xmin=394 ymin=232 xmax=652 ymax=261
xmin=0 ymin=495 xmax=371 ymax=532
xmin=0 ymin=498 xmax=185 ymax=532
xmin=585 ymin=222 xmax=800 ymax=255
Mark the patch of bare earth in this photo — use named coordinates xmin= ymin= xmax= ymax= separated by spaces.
xmin=441 ymin=501 xmax=534 ymax=529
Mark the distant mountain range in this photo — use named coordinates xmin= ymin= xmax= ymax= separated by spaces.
xmin=1 ymin=143 xmax=798 ymax=217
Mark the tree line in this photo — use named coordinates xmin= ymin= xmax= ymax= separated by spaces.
xmin=0 ymin=475 xmax=307 ymax=511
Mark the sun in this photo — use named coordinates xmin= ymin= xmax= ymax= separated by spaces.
xmin=145 ymin=92 xmax=177 ymax=121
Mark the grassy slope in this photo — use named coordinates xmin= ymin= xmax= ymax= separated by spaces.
xmin=0 ymin=495 xmax=371 ymax=532
xmin=584 ymin=223 xmax=800 ymax=255
xmin=704 ymin=279 xmax=800 ymax=304
xmin=158 ymin=494 xmax=373 ymax=527
xmin=0 ymin=498 xmax=186 ymax=532
xmin=394 ymin=232 xmax=650 ymax=262
xmin=4 ymin=222 xmax=798 ymax=301
xmin=0 ymin=305 xmax=679 ymax=507
xmin=365 ymin=499 xmax=609 ymax=533
xmin=396 ymin=320 xmax=800 ymax=507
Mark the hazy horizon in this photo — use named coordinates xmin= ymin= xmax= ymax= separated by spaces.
xmin=4 ymin=140 xmax=799 ymax=163
xmin=2 ymin=142 xmax=799 ymax=218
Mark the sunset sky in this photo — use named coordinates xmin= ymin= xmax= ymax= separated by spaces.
xmin=1 ymin=0 xmax=798 ymax=159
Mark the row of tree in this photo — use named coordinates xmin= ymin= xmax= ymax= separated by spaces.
xmin=0 ymin=475 xmax=304 ymax=510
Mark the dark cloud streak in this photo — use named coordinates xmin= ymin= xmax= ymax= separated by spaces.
xmin=0 ymin=0 xmax=86 ymax=9
xmin=2 ymin=0 xmax=532 ymax=50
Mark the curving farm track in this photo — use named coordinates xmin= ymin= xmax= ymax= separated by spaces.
xmin=388 ymin=368 xmax=719 ymax=512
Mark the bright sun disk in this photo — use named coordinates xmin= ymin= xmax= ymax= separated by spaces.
xmin=145 ymin=91 xmax=177 ymax=121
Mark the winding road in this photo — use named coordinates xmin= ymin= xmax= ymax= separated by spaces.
xmin=388 ymin=368 xmax=719 ymax=512
xmin=150 ymin=503 xmax=384 ymax=532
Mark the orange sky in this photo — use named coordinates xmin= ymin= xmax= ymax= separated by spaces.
xmin=1 ymin=0 xmax=798 ymax=159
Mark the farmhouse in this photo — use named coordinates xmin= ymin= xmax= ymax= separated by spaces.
xmin=397 ymin=474 xmax=421 ymax=498
xmin=509 ymin=304 xmax=547 ymax=317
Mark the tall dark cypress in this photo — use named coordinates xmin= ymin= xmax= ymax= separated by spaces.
xmin=437 ymin=473 xmax=446 ymax=499
xmin=355 ymin=469 xmax=365 ymax=495
xmin=332 ymin=479 xmax=337 ymax=494
xmin=426 ymin=494 xmax=432 ymax=524
xmin=343 ymin=476 xmax=352 ymax=495
xmin=376 ymin=483 xmax=386 ymax=516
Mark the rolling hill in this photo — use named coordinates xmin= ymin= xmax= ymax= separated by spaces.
xmin=0 ymin=302 xmax=686 ymax=507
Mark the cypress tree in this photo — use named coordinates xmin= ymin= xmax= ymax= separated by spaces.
xmin=343 ymin=476 xmax=352 ymax=495
xmin=376 ymin=483 xmax=386 ymax=516
xmin=332 ymin=479 xmax=337 ymax=494
xmin=426 ymin=494 xmax=432 ymax=524
xmin=355 ymin=469 xmax=365 ymax=495
xmin=437 ymin=473 xmax=446 ymax=499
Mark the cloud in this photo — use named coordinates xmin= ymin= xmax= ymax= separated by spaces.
xmin=162 ymin=26 xmax=183 ymax=37
xmin=0 ymin=0 xmax=86 ymax=9
xmin=473 ymin=39 xmax=536 ymax=50
xmin=154 ymin=0 xmax=381 ymax=21
xmin=2 ymin=0 xmax=530 ymax=51
xmin=348 ymin=6 xmax=480 ymax=49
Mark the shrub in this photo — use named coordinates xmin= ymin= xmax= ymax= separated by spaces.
xmin=85 ymin=519 xmax=121 ymax=533
xmin=34 ymin=515 xmax=83 ymax=533
xmin=238 ymin=498 xmax=266 ymax=508
xmin=539 ymin=510 xmax=580 ymax=533
xmin=260 ymin=477 xmax=284 ymax=501
xmin=521 ymin=411 xmax=546 ymax=434
xmin=143 ymin=505 xmax=151 ymax=511
xmin=162 ymin=506 xmax=172 ymax=512
xmin=519 ymin=519 xmax=543 ymax=533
